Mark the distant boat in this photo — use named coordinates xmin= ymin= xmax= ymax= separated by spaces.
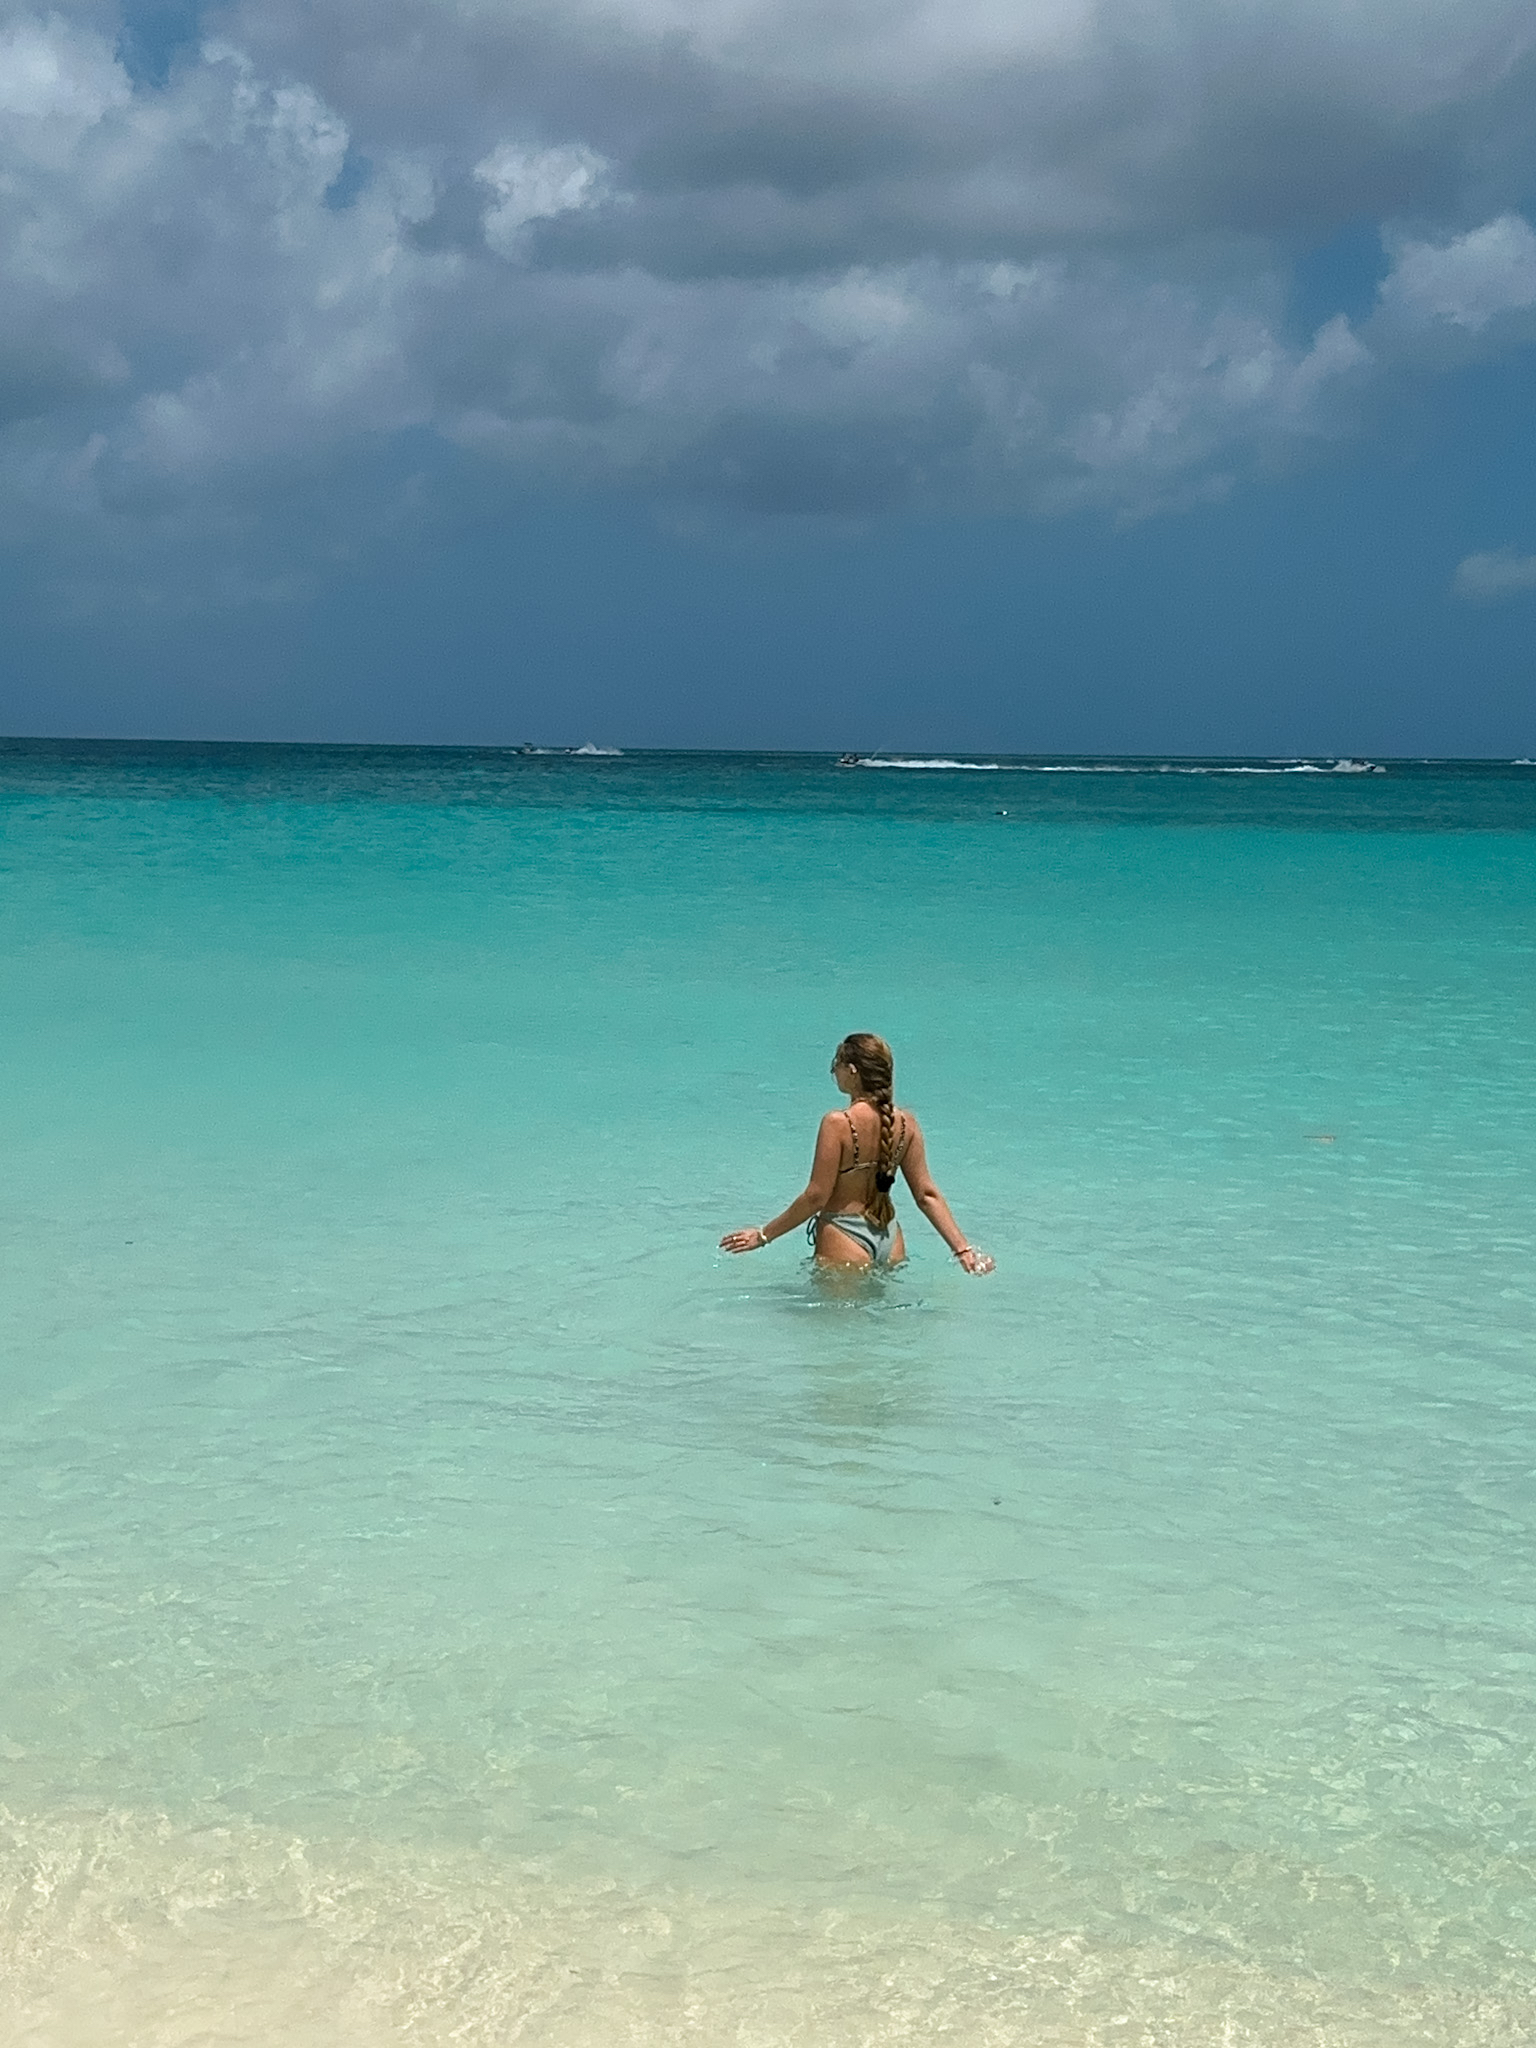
xmin=1330 ymin=759 xmax=1385 ymax=774
xmin=512 ymin=742 xmax=623 ymax=756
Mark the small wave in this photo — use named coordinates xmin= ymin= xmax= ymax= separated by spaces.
xmin=572 ymin=744 xmax=623 ymax=756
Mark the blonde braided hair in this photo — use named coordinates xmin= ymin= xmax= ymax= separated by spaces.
xmin=836 ymin=1032 xmax=898 ymax=1229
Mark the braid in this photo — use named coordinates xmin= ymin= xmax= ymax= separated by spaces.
xmin=870 ymin=1092 xmax=897 ymax=1229
xmin=837 ymin=1032 xmax=898 ymax=1229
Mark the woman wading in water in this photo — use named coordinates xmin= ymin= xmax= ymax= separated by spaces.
xmin=720 ymin=1033 xmax=994 ymax=1273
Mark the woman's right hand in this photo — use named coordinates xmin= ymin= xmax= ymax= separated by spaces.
xmin=956 ymin=1247 xmax=994 ymax=1274
xmin=720 ymin=1226 xmax=768 ymax=1254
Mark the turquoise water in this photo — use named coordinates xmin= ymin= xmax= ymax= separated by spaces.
xmin=2 ymin=741 xmax=1534 ymax=2045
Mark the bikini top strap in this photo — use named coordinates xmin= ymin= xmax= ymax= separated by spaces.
xmin=844 ymin=1105 xmax=911 ymax=1171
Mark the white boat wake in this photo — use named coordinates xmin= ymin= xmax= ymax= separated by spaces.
xmin=843 ymin=757 xmax=1385 ymax=775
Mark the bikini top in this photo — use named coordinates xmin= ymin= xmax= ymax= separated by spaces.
xmin=836 ymin=1107 xmax=910 ymax=1175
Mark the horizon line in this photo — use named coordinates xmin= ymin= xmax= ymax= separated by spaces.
xmin=4 ymin=734 xmax=1532 ymax=765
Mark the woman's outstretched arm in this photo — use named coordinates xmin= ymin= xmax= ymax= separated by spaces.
xmin=899 ymin=1118 xmax=994 ymax=1273
xmin=720 ymin=1114 xmax=844 ymax=1253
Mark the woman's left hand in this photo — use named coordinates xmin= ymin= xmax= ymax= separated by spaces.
xmin=720 ymin=1227 xmax=768 ymax=1254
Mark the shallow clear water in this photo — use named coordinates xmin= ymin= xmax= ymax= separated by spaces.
xmin=2 ymin=742 xmax=1534 ymax=2044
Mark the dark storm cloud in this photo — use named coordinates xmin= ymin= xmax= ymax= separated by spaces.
xmin=223 ymin=0 xmax=1536 ymax=250
xmin=1 ymin=0 xmax=1534 ymax=590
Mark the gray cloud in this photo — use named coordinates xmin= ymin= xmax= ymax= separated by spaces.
xmin=1454 ymin=547 xmax=1536 ymax=601
xmin=225 ymin=0 xmax=1536 ymax=252
xmin=1379 ymin=213 xmax=1536 ymax=331
xmin=2 ymin=0 xmax=1536 ymax=598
